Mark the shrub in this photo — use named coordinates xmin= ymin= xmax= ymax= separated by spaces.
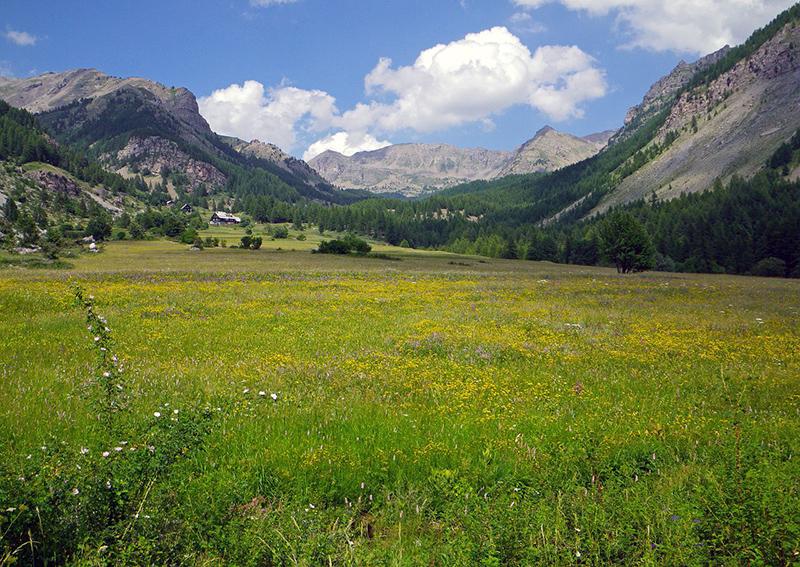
xmin=251 ymin=236 xmax=262 ymax=250
xmin=273 ymin=226 xmax=289 ymax=239
xmin=751 ymin=257 xmax=787 ymax=277
xmin=317 ymin=239 xmax=351 ymax=255
xmin=240 ymin=235 xmax=252 ymax=249
xmin=316 ymin=234 xmax=371 ymax=256
xmin=180 ymin=228 xmax=198 ymax=245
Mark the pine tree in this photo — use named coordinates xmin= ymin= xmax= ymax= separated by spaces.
xmin=3 ymin=198 xmax=19 ymax=223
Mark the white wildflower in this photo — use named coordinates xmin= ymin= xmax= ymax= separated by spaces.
xmin=71 ymin=488 xmax=80 ymax=496
xmin=154 ymin=412 xmax=161 ymax=418
xmin=271 ymin=393 xmax=278 ymax=401
xmin=102 ymin=451 xmax=110 ymax=458
xmin=80 ymin=447 xmax=89 ymax=455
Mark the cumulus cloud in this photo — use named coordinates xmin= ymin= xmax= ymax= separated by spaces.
xmin=198 ymin=80 xmax=337 ymax=151
xmin=337 ymin=26 xmax=605 ymax=132
xmin=4 ymin=29 xmax=37 ymax=47
xmin=200 ymin=27 xmax=606 ymax=158
xmin=512 ymin=0 xmax=796 ymax=54
xmin=303 ymin=132 xmax=391 ymax=160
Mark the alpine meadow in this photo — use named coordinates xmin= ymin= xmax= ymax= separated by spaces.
xmin=1 ymin=1 xmax=799 ymax=565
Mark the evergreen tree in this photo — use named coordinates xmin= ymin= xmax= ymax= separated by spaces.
xmin=3 ymin=198 xmax=19 ymax=223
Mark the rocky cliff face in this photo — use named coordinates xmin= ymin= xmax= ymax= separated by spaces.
xmin=594 ymin=19 xmax=800 ymax=214
xmin=497 ymin=126 xmax=613 ymax=177
xmin=111 ymin=136 xmax=226 ymax=192
xmin=621 ymin=47 xmax=731 ymax=131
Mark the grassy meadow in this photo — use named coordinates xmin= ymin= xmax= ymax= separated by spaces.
xmin=1 ymin=240 xmax=799 ymax=564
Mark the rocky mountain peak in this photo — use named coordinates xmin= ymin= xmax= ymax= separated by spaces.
xmin=533 ymin=125 xmax=556 ymax=138
xmin=622 ymin=45 xmax=732 ymax=128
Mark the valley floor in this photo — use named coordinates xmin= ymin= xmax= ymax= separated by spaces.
xmin=1 ymin=242 xmax=799 ymax=564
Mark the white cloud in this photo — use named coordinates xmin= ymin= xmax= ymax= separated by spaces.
xmin=198 ymin=80 xmax=337 ymax=151
xmin=337 ymin=26 xmax=605 ymax=132
xmin=509 ymin=12 xmax=547 ymax=34
xmin=200 ymin=27 xmax=607 ymax=158
xmin=4 ymin=29 xmax=37 ymax=47
xmin=303 ymin=132 xmax=391 ymax=160
xmin=512 ymin=0 xmax=796 ymax=54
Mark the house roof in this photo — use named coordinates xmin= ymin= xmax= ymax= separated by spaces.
xmin=211 ymin=211 xmax=241 ymax=222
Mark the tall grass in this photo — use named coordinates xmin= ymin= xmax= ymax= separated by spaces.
xmin=1 ymin=242 xmax=798 ymax=564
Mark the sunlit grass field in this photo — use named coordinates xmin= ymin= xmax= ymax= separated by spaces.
xmin=1 ymin=240 xmax=799 ymax=564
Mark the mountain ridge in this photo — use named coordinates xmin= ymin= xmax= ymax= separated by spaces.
xmin=309 ymin=126 xmax=615 ymax=196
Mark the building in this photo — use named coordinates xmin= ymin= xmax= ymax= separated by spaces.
xmin=180 ymin=203 xmax=193 ymax=214
xmin=210 ymin=211 xmax=241 ymax=225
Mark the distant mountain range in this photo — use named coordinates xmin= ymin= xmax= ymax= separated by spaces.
xmin=0 ymin=69 xmax=616 ymax=199
xmin=1 ymin=3 xmax=798 ymax=218
xmin=309 ymin=126 xmax=615 ymax=196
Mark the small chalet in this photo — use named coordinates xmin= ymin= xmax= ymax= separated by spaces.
xmin=210 ymin=211 xmax=241 ymax=225
xmin=180 ymin=203 xmax=193 ymax=213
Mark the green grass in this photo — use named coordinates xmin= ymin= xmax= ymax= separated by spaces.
xmin=1 ymin=241 xmax=799 ymax=564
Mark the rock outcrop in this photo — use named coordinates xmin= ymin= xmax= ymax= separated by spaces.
xmin=112 ymin=136 xmax=226 ymax=191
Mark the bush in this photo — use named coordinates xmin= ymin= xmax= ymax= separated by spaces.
xmin=316 ymin=234 xmax=372 ymax=256
xmin=317 ymin=239 xmax=351 ymax=255
xmin=273 ymin=226 xmax=289 ymax=239
xmin=751 ymin=257 xmax=787 ymax=278
xmin=240 ymin=235 xmax=252 ymax=249
xmin=180 ymin=228 xmax=198 ymax=245
xmin=251 ymin=236 xmax=262 ymax=250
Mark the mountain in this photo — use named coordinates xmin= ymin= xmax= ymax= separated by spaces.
xmin=309 ymin=127 xmax=613 ymax=197
xmin=592 ymin=11 xmax=800 ymax=214
xmin=219 ymin=136 xmax=331 ymax=192
xmin=496 ymin=126 xmax=614 ymax=177
xmin=309 ymin=143 xmax=513 ymax=197
xmin=616 ymin=47 xmax=731 ymax=139
xmin=0 ymin=69 xmax=345 ymax=205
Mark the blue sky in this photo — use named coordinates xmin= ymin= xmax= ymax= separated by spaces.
xmin=1 ymin=0 xmax=794 ymax=159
